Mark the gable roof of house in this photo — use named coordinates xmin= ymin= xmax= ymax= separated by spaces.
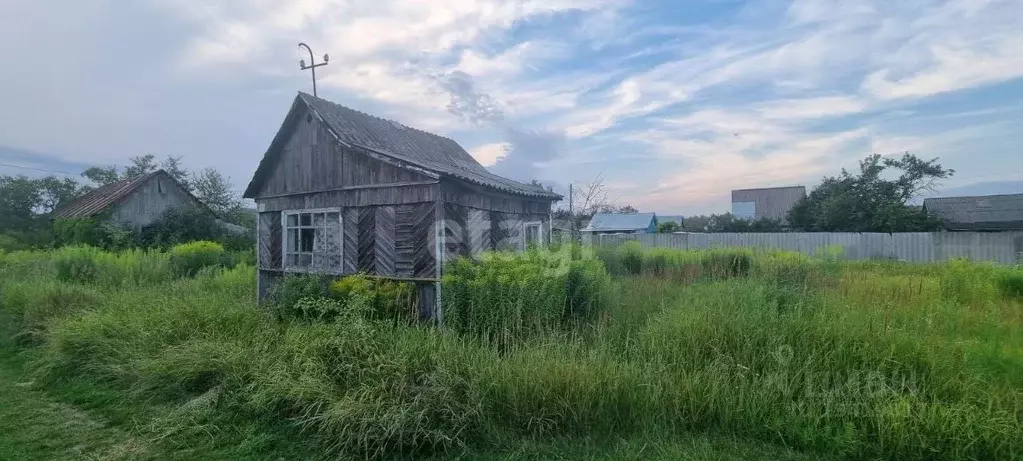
xmin=923 ymin=193 xmax=1023 ymax=230
xmin=54 ymin=170 xmax=160 ymax=219
xmin=243 ymin=93 xmax=561 ymax=200
xmin=583 ymin=213 xmax=657 ymax=232
xmin=54 ymin=170 xmax=210 ymax=220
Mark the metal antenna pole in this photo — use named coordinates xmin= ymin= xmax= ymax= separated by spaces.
xmin=298 ymin=42 xmax=329 ymax=97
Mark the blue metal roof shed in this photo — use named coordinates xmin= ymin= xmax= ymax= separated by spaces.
xmin=582 ymin=213 xmax=658 ymax=234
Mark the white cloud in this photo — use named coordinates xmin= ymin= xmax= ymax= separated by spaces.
xmin=166 ymin=0 xmax=625 ymax=130
xmin=159 ymin=0 xmax=1023 ymax=213
xmin=469 ymin=142 xmax=508 ymax=166
xmin=639 ymin=129 xmax=867 ymax=211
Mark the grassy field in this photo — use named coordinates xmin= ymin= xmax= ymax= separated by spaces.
xmin=0 ymin=243 xmax=1020 ymax=460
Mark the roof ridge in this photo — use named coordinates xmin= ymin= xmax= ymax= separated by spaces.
xmin=925 ymin=193 xmax=1023 ymax=200
xmin=299 ymin=92 xmax=461 ymax=145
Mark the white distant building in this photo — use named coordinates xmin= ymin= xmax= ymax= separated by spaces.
xmin=731 ymin=186 xmax=806 ymax=222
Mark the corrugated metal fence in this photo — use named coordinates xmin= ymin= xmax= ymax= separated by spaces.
xmin=593 ymin=232 xmax=1023 ymax=264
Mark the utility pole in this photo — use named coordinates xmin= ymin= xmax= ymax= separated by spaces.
xmin=298 ymin=42 xmax=329 ymax=97
xmin=568 ymin=183 xmax=574 ymax=241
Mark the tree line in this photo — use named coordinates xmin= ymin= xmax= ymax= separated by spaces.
xmin=554 ymin=152 xmax=953 ymax=234
xmin=0 ymin=154 xmax=253 ymax=251
xmin=687 ymin=153 xmax=952 ymax=233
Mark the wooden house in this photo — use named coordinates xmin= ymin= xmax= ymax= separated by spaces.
xmin=54 ymin=170 xmax=208 ymax=229
xmin=243 ymin=93 xmax=562 ymax=316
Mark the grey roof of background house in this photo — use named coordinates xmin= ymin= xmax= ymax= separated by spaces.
xmin=658 ymin=215 xmax=685 ymax=226
xmin=583 ymin=213 xmax=657 ymax=232
xmin=54 ymin=171 xmax=162 ymax=219
xmin=244 ymin=93 xmax=560 ymax=200
xmin=923 ymin=193 xmax=1023 ymax=230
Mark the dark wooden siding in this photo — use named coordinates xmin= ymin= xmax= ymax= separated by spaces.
xmin=493 ymin=211 xmax=523 ymax=251
xmin=443 ymin=202 xmax=469 ymax=262
xmin=440 ymin=202 xmax=551 ymax=261
xmin=109 ymin=174 xmax=196 ymax=229
xmin=375 ymin=206 xmax=396 ymax=276
xmin=258 ymin=212 xmax=282 ymax=270
xmin=343 ymin=146 xmax=433 ymax=186
xmin=256 ymin=183 xmax=437 ymax=212
xmin=255 ymin=107 xmax=434 ymax=198
xmin=440 ymin=178 xmax=554 ymax=215
xmin=357 ymin=207 xmax=376 ymax=273
xmin=402 ymin=203 xmax=437 ymax=278
xmin=467 ymin=208 xmax=490 ymax=256
xmin=258 ymin=107 xmax=340 ymax=196
xmin=257 ymin=204 xmax=437 ymax=279
xmin=342 ymin=208 xmax=359 ymax=273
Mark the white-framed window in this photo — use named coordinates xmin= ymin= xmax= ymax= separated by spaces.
xmin=523 ymin=221 xmax=543 ymax=248
xmin=282 ymin=208 xmax=342 ymax=273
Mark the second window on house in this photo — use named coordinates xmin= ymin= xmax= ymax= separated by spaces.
xmin=283 ymin=209 xmax=342 ymax=272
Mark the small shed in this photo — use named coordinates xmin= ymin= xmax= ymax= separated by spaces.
xmin=923 ymin=194 xmax=1023 ymax=231
xmin=54 ymin=170 xmax=205 ymax=229
xmin=581 ymin=213 xmax=658 ymax=235
xmin=243 ymin=93 xmax=562 ymax=315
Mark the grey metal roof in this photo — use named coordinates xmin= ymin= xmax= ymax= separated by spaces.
xmin=54 ymin=171 xmax=162 ymax=219
xmin=244 ymin=93 xmax=560 ymax=200
xmin=923 ymin=194 xmax=1023 ymax=230
xmin=582 ymin=213 xmax=656 ymax=232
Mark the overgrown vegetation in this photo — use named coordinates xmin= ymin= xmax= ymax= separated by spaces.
xmin=0 ymin=244 xmax=1020 ymax=460
xmin=0 ymin=154 xmax=254 ymax=253
xmin=442 ymin=249 xmax=614 ymax=346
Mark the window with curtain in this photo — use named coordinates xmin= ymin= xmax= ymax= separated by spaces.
xmin=283 ymin=209 xmax=342 ymax=273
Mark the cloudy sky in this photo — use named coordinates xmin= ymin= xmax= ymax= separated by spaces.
xmin=2 ymin=0 xmax=1022 ymax=214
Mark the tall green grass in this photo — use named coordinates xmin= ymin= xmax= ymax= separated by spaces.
xmin=442 ymin=249 xmax=615 ymax=347
xmin=0 ymin=244 xmax=1019 ymax=460
xmin=52 ymin=245 xmax=172 ymax=287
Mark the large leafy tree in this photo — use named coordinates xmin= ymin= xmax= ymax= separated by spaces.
xmin=81 ymin=166 xmax=120 ymax=186
xmin=0 ymin=175 xmax=43 ymax=233
xmin=0 ymin=174 xmax=89 ymax=247
xmin=160 ymin=155 xmax=190 ymax=191
xmin=788 ymin=153 xmax=953 ymax=232
xmin=192 ymin=167 xmax=240 ymax=216
xmin=123 ymin=154 xmax=158 ymax=178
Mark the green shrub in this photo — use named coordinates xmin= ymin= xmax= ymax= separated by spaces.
xmin=53 ymin=218 xmax=138 ymax=250
xmin=53 ymin=245 xmax=101 ymax=283
xmin=221 ymin=248 xmax=256 ymax=268
xmin=995 ymin=269 xmax=1023 ymax=300
xmin=52 ymin=245 xmax=172 ymax=287
xmin=328 ymin=275 xmax=416 ymax=324
xmin=290 ymin=296 xmax=349 ymax=322
xmin=268 ymin=274 xmax=330 ymax=318
xmin=0 ymin=233 xmax=27 ymax=252
xmin=169 ymin=241 xmax=225 ymax=277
